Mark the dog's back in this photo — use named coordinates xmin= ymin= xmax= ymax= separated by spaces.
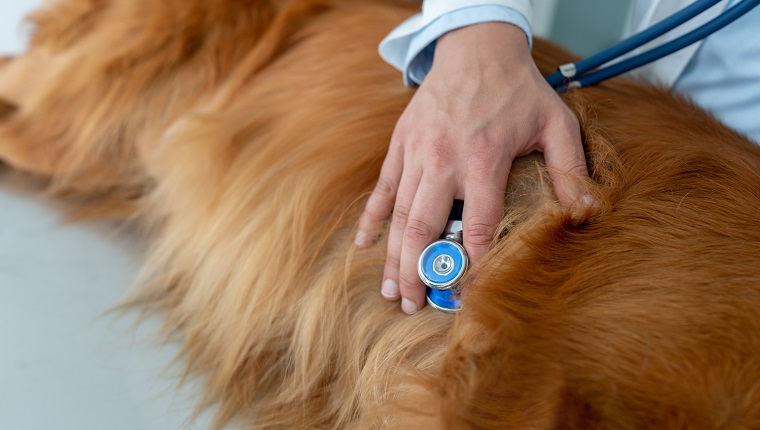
xmin=1 ymin=0 xmax=759 ymax=428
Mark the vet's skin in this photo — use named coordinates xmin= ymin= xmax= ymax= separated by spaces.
xmin=355 ymin=23 xmax=591 ymax=314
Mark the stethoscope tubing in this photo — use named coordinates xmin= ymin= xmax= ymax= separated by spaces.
xmin=546 ymin=0 xmax=760 ymax=91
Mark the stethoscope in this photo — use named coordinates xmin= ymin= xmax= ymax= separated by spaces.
xmin=418 ymin=200 xmax=467 ymax=313
xmin=546 ymin=0 xmax=760 ymax=92
xmin=419 ymin=0 xmax=760 ymax=313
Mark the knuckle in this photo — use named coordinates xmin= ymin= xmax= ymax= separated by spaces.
xmin=543 ymin=102 xmax=568 ymax=122
xmin=464 ymin=220 xmax=497 ymax=247
xmin=464 ymin=137 xmax=497 ymax=177
xmin=391 ymin=204 xmax=411 ymax=226
xmin=361 ymin=205 xmax=387 ymax=225
xmin=557 ymin=107 xmax=580 ymax=131
xmin=373 ymin=177 xmax=397 ymax=198
xmin=362 ymin=200 xmax=390 ymax=225
xmin=428 ymin=139 xmax=454 ymax=170
xmin=466 ymin=153 xmax=494 ymax=178
xmin=404 ymin=218 xmax=436 ymax=243
xmin=398 ymin=273 xmax=421 ymax=291
xmin=568 ymin=159 xmax=589 ymax=174
xmin=553 ymin=149 xmax=588 ymax=175
xmin=385 ymin=254 xmax=401 ymax=270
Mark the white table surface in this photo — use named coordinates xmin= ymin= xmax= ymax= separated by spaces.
xmin=1 ymin=3 xmax=211 ymax=429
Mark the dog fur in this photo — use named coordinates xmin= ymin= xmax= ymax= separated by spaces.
xmin=1 ymin=0 xmax=760 ymax=428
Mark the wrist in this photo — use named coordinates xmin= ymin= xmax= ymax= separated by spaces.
xmin=433 ymin=23 xmax=535 ymax=78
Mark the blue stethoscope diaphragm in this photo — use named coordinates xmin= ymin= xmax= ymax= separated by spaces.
xmin=418 ymin=239 xmax=468 ymax=290
xmin=419 ymin=200 xmax=468 ymax=313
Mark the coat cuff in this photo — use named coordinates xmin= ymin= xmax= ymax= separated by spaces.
xmin=379 ymin=4 xmax=533 ymax=86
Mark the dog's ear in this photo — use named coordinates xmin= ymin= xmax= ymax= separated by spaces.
xmin=0 ymin=98 xmax=18 ymax=121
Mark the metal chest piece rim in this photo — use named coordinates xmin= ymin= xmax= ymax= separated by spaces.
xmin=417 ymin=237 xmax=469 ymax=291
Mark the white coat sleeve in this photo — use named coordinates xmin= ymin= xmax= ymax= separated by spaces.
xmin=379 ymin=1 xmax=534 ymax=86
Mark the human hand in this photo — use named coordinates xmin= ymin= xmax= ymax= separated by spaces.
xmin=356 ymin=23 xmax=590 ymax=314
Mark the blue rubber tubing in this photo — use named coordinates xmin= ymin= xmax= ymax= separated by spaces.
xmin=545 ymin=0 xmax=721 ymax=89
xmin=545 ymin=0 xmax=759 ymax=91
xmin=574 ymin=0 xmax=760 ymax=88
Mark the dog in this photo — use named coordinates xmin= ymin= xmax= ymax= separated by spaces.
xmin=1 ymin=0 xmax=759 ymax=428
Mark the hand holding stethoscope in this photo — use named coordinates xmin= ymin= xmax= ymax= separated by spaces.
xmin=356 ymin=0 xmax=760 ymax=314
xmin=355 ymin=23 xmax=591 ymax=315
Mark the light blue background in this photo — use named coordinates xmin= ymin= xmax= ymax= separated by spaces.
xmin=0 ymin=2 xmax=36 ymax=54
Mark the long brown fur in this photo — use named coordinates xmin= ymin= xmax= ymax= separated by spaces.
xmin=1 ymin=0 xmax=759 ymax=428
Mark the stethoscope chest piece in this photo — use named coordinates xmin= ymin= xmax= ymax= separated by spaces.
xmin=418 ymin=237 xmax=468 ymax=291
xmin=418 ymin=205 xmax=468 ymax=313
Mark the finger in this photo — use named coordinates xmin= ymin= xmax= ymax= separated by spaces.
xmin=381 ymin=168 xmax=421 ymax=302
xmin=541 ymin=109 xmax=592 ymax=209
xmin=397 ymin=175 xmax=454 ymax=314
xmin=462 ymin=170 xmax=509 ymax=265
xmin=356 ymin=141 xmax=403 ymax=247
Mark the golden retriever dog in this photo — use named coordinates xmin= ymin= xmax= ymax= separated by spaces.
xmin=1 ymin=0 xmax=759 ymax=428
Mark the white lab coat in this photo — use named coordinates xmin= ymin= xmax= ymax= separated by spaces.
xmin=383 ymin=0 xmax=760 ymax=143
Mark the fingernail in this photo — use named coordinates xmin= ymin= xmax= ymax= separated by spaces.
xmin=572 ymin=194 xmax=599 ymax=219
xmin=580 ymin=194 xmax=598 ymax=208
xmin=401 ymin=298 xmax=418 ymax=315
xmin=355 ymin=230 xmax=372 ymax=247
xmin=381 ymin=279 xmax=400 ymax=299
